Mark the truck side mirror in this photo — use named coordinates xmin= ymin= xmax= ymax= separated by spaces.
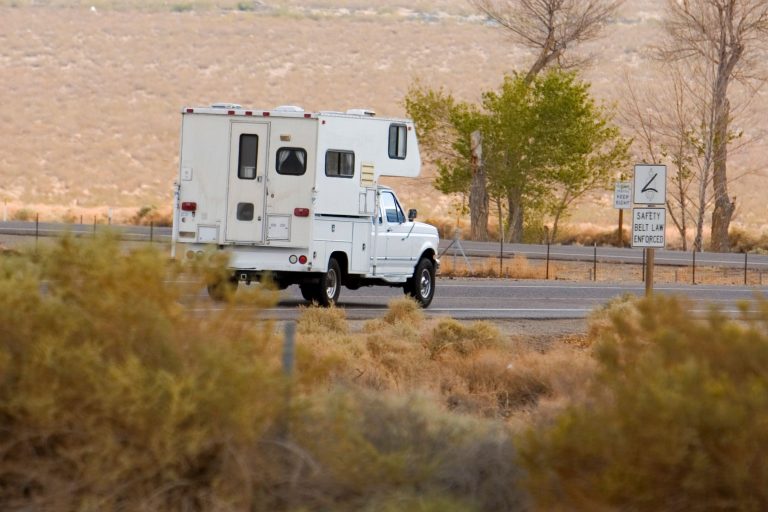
xmin=408 ymin=208 xmax=417 ymax=221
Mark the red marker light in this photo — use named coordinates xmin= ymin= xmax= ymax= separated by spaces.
xmin=227 ymin=110 xmax=235 ymax=115
xmin=294 ymin=207 xmax=310 ymax=217
xmin=186 ymin=108 xmax=194 ymax=114
xmin=263 ymin=112 xmax=270 ymax=117
xmin=181 ymin=202 xmax=197 ymax=212
xmin=298 ymin=255 xmax=308 ymax=264
xmin=245 ymin=111 xmax=253 ymax=116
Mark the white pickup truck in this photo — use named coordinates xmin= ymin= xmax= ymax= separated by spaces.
xmin=172 ymin=104 xmax=440 ymax=307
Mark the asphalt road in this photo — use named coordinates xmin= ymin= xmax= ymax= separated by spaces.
xmin=188 ymin=277 xmax=768 ymax=321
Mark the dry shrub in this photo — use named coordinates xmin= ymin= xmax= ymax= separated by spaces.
xmin=557 ymin=225 xmax=627 ymax=247
xmin=440 ymin=254 xmax=547 ymax=279
xmin=381 ymin=295 xmax=424 ymax=326
xmin=423 ymin=318 xmax=503 ymax=358
xmin=0 ymin=235 xmax=284 ymax=511
xmin=521 ymin=295 xmax=768 ymax=511
xmin=297 ymin=303 xmax=349 ymax=336
xmin=289 ymin=389 xmax=530 ymax=512
xmin=0 ymin=235 xmax=535 ymax=511
xmin=729 ymin=227 xmax=768 ymax=253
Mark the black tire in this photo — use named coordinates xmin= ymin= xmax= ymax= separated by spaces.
xmin=207 ymin=274 xmax=238 ymax=301
xmin=299 ymin=284 xmax=316 ymax=301
xmin=316 ymin=258 xmax=342 ymax=307
xmin=405 ymin=258 xmax=435 ymax=308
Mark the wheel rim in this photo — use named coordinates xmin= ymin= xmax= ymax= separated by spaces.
xmin=419 ymin=268 xmax=432 ymax=298
xmin=326 ymin=269 xmax=338 ymax=300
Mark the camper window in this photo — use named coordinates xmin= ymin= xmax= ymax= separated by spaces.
xmin=325 ymin=150 xmax=355 ymax=178
xmin=388 ymin=124 xmax=407 ymax=160
xmin=237 ymin=202 xmax=254 ymax=221
xmin=238 ymin=134 xmax=259 ymax=179
xmin=276 ymin=148 xmax=307 ymax=176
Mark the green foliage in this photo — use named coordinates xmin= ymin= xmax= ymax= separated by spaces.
xmin=406 ymin=71 xmax=629 ymax=239
xmin=521 ymin=295 xmax=768 ymax=511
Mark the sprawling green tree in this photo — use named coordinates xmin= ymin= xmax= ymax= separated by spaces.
xmin=407 ymin=70 xmax=629 ymax=242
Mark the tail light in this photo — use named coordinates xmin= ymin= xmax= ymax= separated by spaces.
xmin=181 ymin=202 xmax=197 ymax=212
xmin=294 ymin=208 xmax=310 ymax=217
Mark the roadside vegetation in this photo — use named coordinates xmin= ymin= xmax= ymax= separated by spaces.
xmin=2 ymin=237 xmax=768 ymax=510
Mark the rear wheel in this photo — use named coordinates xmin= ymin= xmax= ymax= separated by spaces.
xmin=207 ymin=274 xmax=238 ymax=301
xmin=300 ymin=258 xmax=342 ymax=307
xmin=404 ymin=258 xmax=435 ymax=308
xmin=317 ymin=258 xmax=342 ymax=306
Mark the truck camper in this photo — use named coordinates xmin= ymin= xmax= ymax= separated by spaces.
xmin=172 ymin=104 xmax=439 ymax=307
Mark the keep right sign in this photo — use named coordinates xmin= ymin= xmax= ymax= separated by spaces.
xmin=632 ymin=208 xmax=666 ymax=248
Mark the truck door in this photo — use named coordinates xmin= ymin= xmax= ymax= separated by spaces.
xmin=377 ymin=190 xmax=415 ymax=275
xmin=226 ymin=122 xmax=269 ymax=243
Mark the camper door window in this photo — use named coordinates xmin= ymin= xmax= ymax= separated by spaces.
xmin=276 ymin=148 xmax=307 ymax=176
xmin=238 ymin=134 xmax=259 ymax=179
xmin=325 ymin=150 xmax=355 ymax=178
xmin=388 ymin=124 xmax=407 ymax=160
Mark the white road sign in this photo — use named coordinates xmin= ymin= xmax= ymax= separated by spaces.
xmin=632 ymin=208 xmax=666 ymax=248
xmin=633 ymin=164 xmax=666 ymax=205
xmin=614 ymin=181 xmax=631 ymax=209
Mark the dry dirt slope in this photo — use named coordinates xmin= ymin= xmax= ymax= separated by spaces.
xmin=0 ymin=1 xmax=766 ymax=228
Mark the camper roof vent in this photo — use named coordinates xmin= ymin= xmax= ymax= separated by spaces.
xmin=346 ymin=108 xmax=376 ymax=117
xmin=274 ymin=105 xmax=304 ymax=112
xmin=211 ymin=102 xmax=242 ymax=109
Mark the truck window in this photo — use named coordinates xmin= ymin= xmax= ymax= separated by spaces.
xmin=325 ymin=150 xmax=355 ymax=178
xmin=380 ymin=191 xmax=405 ymax=224
xmin=238 ymin=134 xmax=258 ymax=179
xmin=276 ymin=147 xmax=307 ymax=176
xmin=388 ymin=124 xmax=407 ymax=160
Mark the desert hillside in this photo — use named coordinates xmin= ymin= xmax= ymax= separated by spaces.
xmin=1 ymin=0 xmax=766 ymax=227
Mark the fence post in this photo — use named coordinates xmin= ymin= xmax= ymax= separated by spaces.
xmin=35 ymin=213 xmax=39 ymax=252
xmin=93 ymin=215 xmax=97 ymax=238
xmin=280 ymin=322 xmax=296 ymax=439
xmin=692 ymin=250 xmax=696 ymax=285
xmin=150 ymin=221 xmax=154 ymax=243
xmin=642 ymin=248 xmax=646 ymax=282
xmin=546 ymin=242 xmax=551 ymax=280
xmin=744 ymin=251 xmax=748 ymax=285
xmin=593 ymin=243 xmax=597 ymax=282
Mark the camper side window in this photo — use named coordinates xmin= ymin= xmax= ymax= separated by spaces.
xmin=276 ymin=148 xmax=307 ymax=176
xmin=388 ymin=124 xmax=407 ymax=160
xmin=238 ymin=134 xmax=259 ymax=179
xmin=325 ymin=150 xmax=355 ymax=178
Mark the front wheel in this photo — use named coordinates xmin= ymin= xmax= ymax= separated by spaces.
xmin=404 ymin=258 xmax=435 ymax=308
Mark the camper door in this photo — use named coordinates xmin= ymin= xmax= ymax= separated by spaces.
xmin=226 ymin=122 xmax=269 ymax=243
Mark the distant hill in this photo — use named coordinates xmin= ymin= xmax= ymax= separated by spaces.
xmin=1 ymin=0 xmax=766 ymax=228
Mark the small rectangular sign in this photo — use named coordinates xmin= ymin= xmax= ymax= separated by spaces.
xmin=633 ymin=164 xmax=666 ymax=205
xmin=614 ymin=181 xmax=631 ymax=209
xmin=632 ymin=208 xmax=666 ymax=248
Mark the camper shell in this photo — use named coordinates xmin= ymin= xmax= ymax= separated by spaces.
xmin=172 ymin=104 xmax=439 ymax=306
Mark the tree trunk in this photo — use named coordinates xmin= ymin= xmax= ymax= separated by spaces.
xmin=710 ymin=99 xmax=735 ymax=252
xmin=469 ymin=131 xmax=489 ymax=241
xmin=506 ymin=188 xmax=524 ymax=243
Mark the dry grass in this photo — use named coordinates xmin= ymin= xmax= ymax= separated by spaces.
xmin=295 ymin=297 xmax=596 ymax=424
